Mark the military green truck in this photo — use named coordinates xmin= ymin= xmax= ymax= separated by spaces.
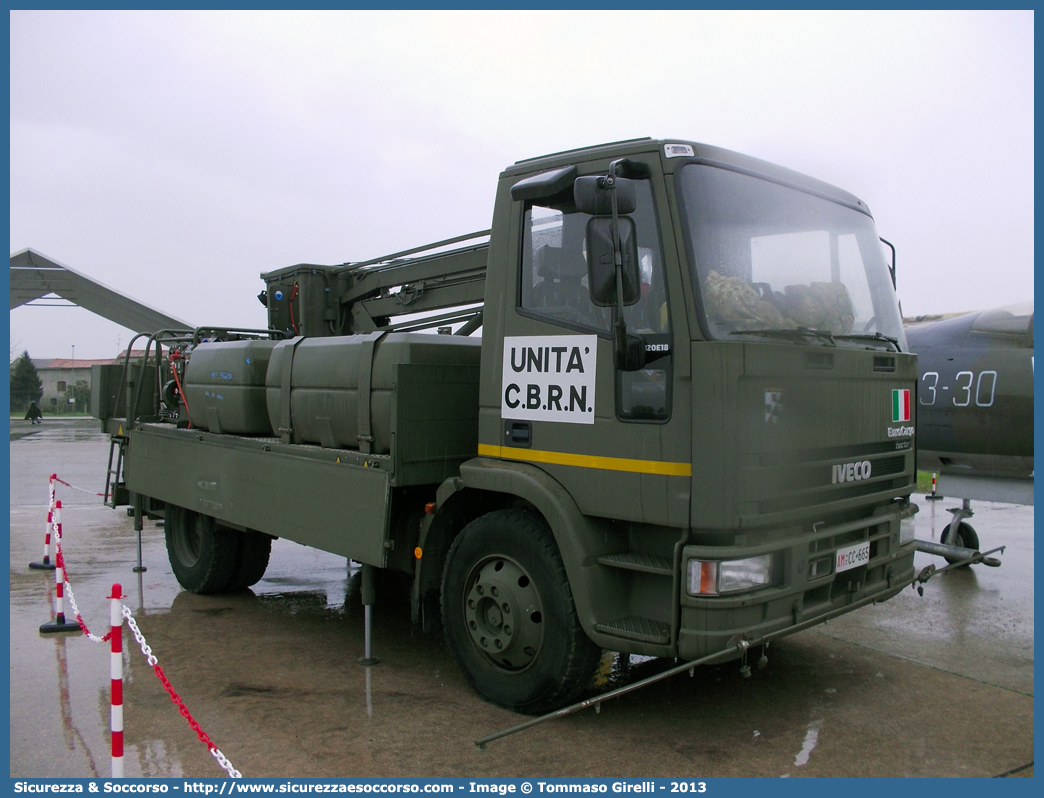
xmin=94 ymin=138 xmax=919 ymax=715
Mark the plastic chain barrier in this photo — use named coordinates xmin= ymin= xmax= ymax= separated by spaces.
xmin=52 ymin=474 xmax=107 ymax=498
xmin=34 ymin=473 xmax=112 ymax=573
xmin=35 ymin=475 xmax=242 ymax=779
xmin=50 ymin=521 xmax=111 ymax=642
xmin=121 ymin=603 xmax=242 ymax=778
xmin=39 ymin=502 xmax=82 ymax=634
xmin=28 ymin=474 xmax=57 ymax=570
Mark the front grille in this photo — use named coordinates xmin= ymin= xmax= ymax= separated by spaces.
xmin=743 ymin=443 xmax=913 ymax=516
xmin=804 ymin=521 xmax=890 ymax=600
xmin=804 ymin=351 xmax=835 ymax=370
xmin=781 ymin=455 xmax=906 ymax=491
xmin=873 ymin=356 xmax=896 ymax=372
xmin=830 ymin=564 xmax=867 ymax=599
xmin=755 ymin=440 xmax=912 ymax=465
xmin=757 ymin=478 xmax=908 ymax=515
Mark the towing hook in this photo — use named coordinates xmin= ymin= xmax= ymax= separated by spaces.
xmin=911 ymin=563 xmax=935 ymax=596
xmin=739 ymin=639 xmax=752 ymax=678
xmin=980 ymin=545 xmax=1007 ymax=568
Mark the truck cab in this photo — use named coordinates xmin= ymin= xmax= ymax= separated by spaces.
xmin=434 ymin=139 xmax=916 ymax=709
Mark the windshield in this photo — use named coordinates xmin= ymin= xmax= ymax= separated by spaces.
xmin=678 ymin=164 xmax=906 ymax=349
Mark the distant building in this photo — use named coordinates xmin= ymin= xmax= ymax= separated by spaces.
xmin=34 ymin=350 xmax=150 ymax=414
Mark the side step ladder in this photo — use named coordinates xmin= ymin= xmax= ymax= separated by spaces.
xmin=594 ymin=551 xmax=674 ymax=645
xmin=104 ymin=435 xmax=130 ymax=508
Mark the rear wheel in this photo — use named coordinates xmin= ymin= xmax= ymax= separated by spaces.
xmin=165 ymin=506 xmax=239 ymax=593
xmin=227 ymin=530 xmax=273 ymax=590
xmin=441 ymin=508 xmax=600 ymax=714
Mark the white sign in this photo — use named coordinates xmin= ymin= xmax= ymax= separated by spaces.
xmin=501 ymin=335 xmax=597 ymax=425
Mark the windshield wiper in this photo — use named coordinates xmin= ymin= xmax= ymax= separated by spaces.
xmin=833 ymin=332 xmax=900 ymax=351
xmin=729 ymin=327 xmax=836 ymax=346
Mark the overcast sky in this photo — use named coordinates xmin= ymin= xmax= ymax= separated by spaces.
xmin=9 ymin=10 xmax=1034 ymax=360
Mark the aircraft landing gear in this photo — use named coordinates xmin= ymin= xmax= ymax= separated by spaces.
xmin=941 ymin=499 xmax=980 ymax=564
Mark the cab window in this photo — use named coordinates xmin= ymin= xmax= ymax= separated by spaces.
xmin=519 ymin=178 xmax=672 ymax=421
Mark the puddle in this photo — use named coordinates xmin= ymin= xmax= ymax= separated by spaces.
xmin=794 ymin=720 xmax=822 ymax=767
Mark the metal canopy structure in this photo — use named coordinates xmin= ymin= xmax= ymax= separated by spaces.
xmin=10 ymin=248 xmax=192 ymax=332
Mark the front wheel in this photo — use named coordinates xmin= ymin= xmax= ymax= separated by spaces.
xmin=441 ymin=508 xmax=600 ymax=714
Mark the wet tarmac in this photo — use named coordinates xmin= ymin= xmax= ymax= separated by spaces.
xmin=9 ymin=418 xmax=1035 ymax=779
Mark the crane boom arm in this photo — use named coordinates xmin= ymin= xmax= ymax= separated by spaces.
xmin=261 ymin=230 xmax=490 ymax=337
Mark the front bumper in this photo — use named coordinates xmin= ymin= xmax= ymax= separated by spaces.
xmin=676 ymin=502 xmax=917 ymax=661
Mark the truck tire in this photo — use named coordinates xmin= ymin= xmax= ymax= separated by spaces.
xmin=441 ymin=508 xmax=600 ymax=714
xmin=165 ymin=506 xmax=239 ymax=593
xmin=227 ymin=530 xmax=273 ymax=590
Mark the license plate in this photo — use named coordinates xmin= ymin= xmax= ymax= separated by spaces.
xmin=836 ymin=541 xmax=870 ymax=573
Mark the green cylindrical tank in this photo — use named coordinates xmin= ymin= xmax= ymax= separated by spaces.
xmin=183 ymin=340 xmax=279 ymax=434
xmin=265 ymin=333 xmax=481 ymax=453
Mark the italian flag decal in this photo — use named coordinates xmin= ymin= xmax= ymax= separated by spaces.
xmin=892 ymin=389 xmax=911 ymax=422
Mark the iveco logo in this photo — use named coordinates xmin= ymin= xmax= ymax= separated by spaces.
xmin=832 ymin=461 xmax=872 ymax=484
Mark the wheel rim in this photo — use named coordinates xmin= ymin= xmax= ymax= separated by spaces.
xmin=172 ymin=513 xmax=202 ymax=567
xmin=462 ymin=555 xmax=544 ymax=672
xmin=945 ymin=523 xmax=970 ymax=548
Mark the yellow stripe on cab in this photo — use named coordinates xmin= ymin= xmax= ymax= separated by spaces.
xmin=477 ymin=444 xmax=692 ymax=477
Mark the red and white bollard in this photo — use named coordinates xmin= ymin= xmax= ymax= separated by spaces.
xmin=40 ymin=501 xmax=80 ymax=634
xmin=926 ymin=471 xmax=943 ymax=500
xmin=110 ymin=583 xmax=125 ymax=778
xmin=29 ymin=475 xmax=57 ymax=570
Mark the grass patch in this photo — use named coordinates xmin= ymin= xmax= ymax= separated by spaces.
xmin=916 ymin=471 xmax=936 ymax=493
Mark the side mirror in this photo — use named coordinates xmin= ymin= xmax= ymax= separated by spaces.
xmin=586 ymin=216 xmax=641 ymax=307
xmin=575 ymin=169 xmax=646 ymax=372
xmin=574 ymin=175 xmax=636 ymax=215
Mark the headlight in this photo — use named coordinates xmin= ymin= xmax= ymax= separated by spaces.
xmin=688 ymin=554 xmax=773 ymax=596
xmin=900 ymin=516 xmax=916 ymax=545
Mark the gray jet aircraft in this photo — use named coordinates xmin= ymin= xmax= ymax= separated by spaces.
xmin=905 ymin=302 xmax=1033 ymax=555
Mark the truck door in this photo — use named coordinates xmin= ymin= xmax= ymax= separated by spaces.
xmin=490 ymin=161 xmax=691 ymax=528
